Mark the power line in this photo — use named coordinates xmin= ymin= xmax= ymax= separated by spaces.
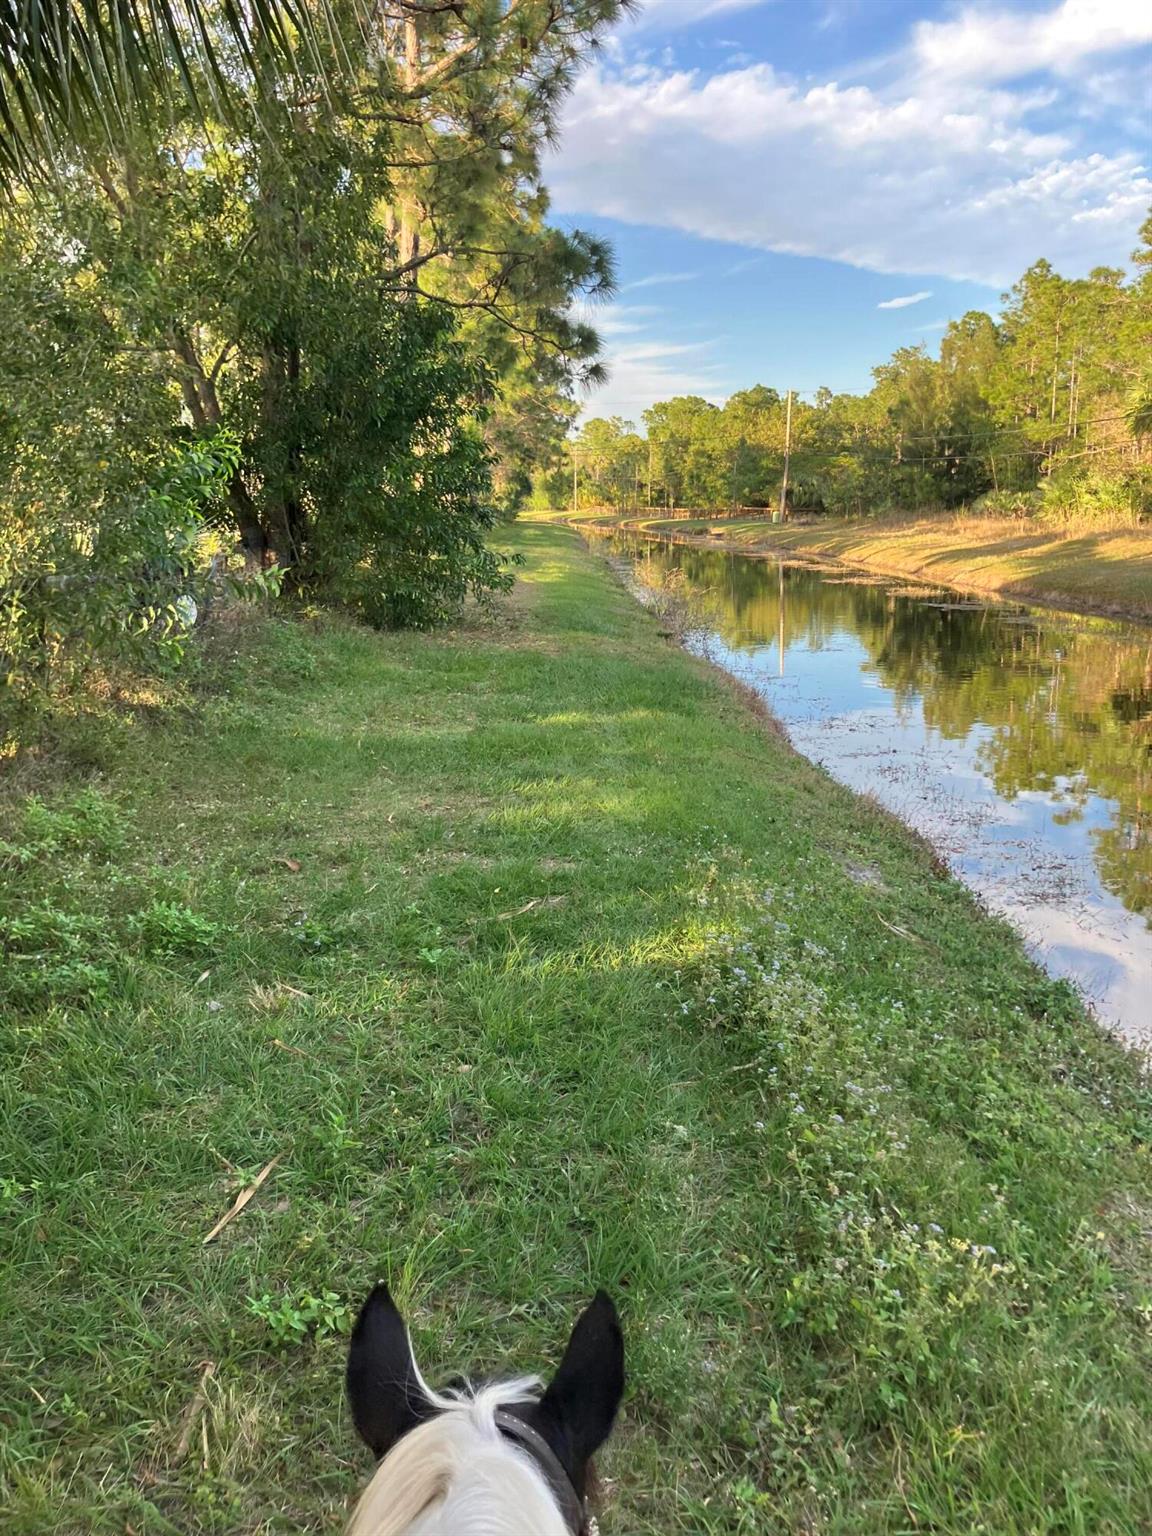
xmin=810 ymin=410 xmax=1132 ymax=450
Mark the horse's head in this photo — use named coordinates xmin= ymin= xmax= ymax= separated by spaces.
xmin=345 ymin=1283 xmax=624 ymax=1535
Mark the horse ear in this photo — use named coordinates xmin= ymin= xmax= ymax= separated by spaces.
xmin=346 ymin=1283 xmax=437 ymax=1458
xmin=540 ymin=1291 xmax=625 ymax=1471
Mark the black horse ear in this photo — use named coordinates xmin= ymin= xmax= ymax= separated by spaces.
xmin=346 ymin=1283 xmax=438 ymax=1458
xmin=539 ymin=1291 xmax=625 ymax=1475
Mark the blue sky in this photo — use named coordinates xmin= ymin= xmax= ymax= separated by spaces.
xmin=545 ymin=0 xmax=1152 ymax=421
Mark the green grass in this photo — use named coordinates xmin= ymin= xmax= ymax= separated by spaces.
xmin=576 ymin=510 xmax=1152 ymax=622
xmin=3 ymin=519 xmax=1152 ymax=1534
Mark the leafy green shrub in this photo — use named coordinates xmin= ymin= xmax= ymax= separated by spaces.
xmin=129 ymin=900 xmax=218 ymax=957
xmin=1125 ymin=381 xmax=1152 ymax=442
xmin=1040 ymin=465 xmax=1152 ymax=524
xmin=247 ymin=1289 xmax=353 ymax=1348
xmin=0 ymin=784 xmax=127 ymax=866
xmin=1 ymin=905 xmax=118 ymax=1006
xmin=1 ymin=416 xmax=239 ymax=722
xmin=0 ymin=788 xmax=219 ymax=1010
xmin=0 ymin=213 xmax=240 ymax=722
xmin=970 ymin=489 xmax=1042 ymax=519
xmin=265 ymin=293 xmax=512 ymax=630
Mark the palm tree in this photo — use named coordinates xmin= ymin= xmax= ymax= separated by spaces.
xmin=0 ymin=0 xmax=320 ymax=182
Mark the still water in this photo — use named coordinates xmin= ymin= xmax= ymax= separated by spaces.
xmin=604 ymin=536 xmax=1152 ymax=1046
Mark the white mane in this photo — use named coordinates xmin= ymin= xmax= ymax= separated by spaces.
xmin=345 ymin=1378 xmax=572 ymax=1536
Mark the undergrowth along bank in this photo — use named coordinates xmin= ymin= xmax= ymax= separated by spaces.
xmin=2 ymin=520 xmax=1151 ymax=1534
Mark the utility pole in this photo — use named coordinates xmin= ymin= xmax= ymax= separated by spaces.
xmin=776 ymin=389 xmax=793 ymax=523
xmin=571 ymin=448 xmax=578 ymax=515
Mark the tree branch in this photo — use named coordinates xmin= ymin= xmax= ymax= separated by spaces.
xmin=208 ymin=343 xmax=235 ymax=386
xmin=381 ymin=244 xmax=452 ymax=282
xmin=401 ymin=281 xmax=591 ymax=365
xmin=404 ymin=0 xmax=526 ymax=95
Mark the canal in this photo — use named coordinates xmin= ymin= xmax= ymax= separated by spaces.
xmin=601 ymin=535 xmax=1152 ymax=1045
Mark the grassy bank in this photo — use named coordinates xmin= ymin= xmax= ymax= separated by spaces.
xmin=4 ymin=520 xmax=1152 ymax=1535
xmin=576 ymin=510 xmax=1152 ymax=622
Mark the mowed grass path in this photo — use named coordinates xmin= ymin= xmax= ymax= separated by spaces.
xmin=3 ymin=521 xmax=1152 ymax=1534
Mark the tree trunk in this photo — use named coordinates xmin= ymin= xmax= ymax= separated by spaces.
xmin=260 ymin=338 xmax=308 ymax=575
xmin=396 ymin=13 xmax=422 ymax=275
xmin=229 ymin=471 xmax=269 ymax=570
xmin=170 ymin=327 xmax=269 ymax=565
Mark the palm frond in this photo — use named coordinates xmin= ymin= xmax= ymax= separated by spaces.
xmin=0 ymin=0 xmax=324 ymax=185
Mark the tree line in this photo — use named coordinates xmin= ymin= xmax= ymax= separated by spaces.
xmin=1 ymin=1 xmax=626 ymax=725
xmin=552 ymin=220 xmax=1152 ymax=522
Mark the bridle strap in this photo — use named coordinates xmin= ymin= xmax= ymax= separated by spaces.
xmin=493 ymin=1409 xmax=587 ymax=1535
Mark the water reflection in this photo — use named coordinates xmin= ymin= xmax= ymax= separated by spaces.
xmin=608 ymin=537 xmax=1152 ymax=1044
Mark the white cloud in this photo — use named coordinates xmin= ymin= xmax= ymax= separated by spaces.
xmin=573 ymin=301 xmax=730 ymax=421
xmin=612 ymin=338 xmax=719 ymax=362
xmin=724 ymin=255 xmax=765 ymax=276
xmin=582 ymin=344 xmax=729 ymax=421
xmin=592 ymin=303 xmax=664 ymax=337
xmin=549 ymin=17 xmax=1152 ymax=286
xmin=623 ymin=270 xmax=701 ymax=289
xmin=878 ymin=290 xmax=933 ymax=309
xmin=1072 ymin=59 xmax=1152 ymax=139
xmin=816 ymin=2 xmax=848 ymax=32
xmin=911 ymin=0 xmax=1152 ymax=85
xmin=628 ymin=0 xmax=773 ymax=32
